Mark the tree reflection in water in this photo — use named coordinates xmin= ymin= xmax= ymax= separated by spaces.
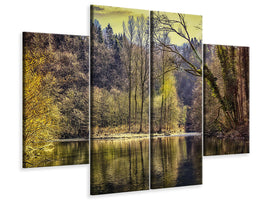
xmin=151 ymin=135 xmax=202 ymax=189
xmin=90 ymin=139 xmax=149 ymax=195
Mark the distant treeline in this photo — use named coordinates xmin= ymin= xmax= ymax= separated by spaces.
xmin=91 ymin=16 xmax=149 ymax=135
xmin=151 ymin=12 xmax=202 ymax=134
xmin=91 ymin=13 xmax=203 ymax=136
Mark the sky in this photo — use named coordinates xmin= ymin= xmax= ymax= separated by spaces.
xmin=91 ymin=5 xmax=149 ymax=35
xmin=91 ymin=5 xmax=202 ymax=46
xmin=153 ymin=11 xmax=202 ymax=45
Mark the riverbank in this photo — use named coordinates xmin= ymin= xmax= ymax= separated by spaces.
xmin=205 ymin=125 xmax=249 ymax=140
xmin=91 ymin=133 xmax=149 ymax=139
xmin=49 ymin=138 xmax=89 ymax=142
xmin=91 ymin=132 xmax=201 ymax=139
xmin=152 ymin=132 xmax=201 ymax=138
xmin=204 ymin=130 xmax=249 ymax=140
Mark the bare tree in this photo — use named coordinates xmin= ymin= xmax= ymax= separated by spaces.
xmin=152 ymin=12 xmax=202 ymax=77
xmin=136 ymin=15 xmax=149 ymax=133
xmin=123 ymin=16 xmax=135 ymax=132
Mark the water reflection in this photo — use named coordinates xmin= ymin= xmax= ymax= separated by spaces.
xmin=151 ymin=135 xmax=202 ymax=189
xmin=37 ymin=141 xmax=89 ymax=167
xmin=90 ymin=139 xmax=149 ymax=195
xmin=204 ymin=136 xmax=249 ymax=156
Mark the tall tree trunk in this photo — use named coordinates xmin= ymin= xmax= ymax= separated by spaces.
xmin=242 ymin=47 xmax=249 ymax=123
xmin=159 ymin=50 xmax=165 ymax=133
xmin=128 ymin=66 xmax=132 ymax=132
xmin=139 ymin=86 xmax=144 ymax=132
xmin=216 ymin=46 xmax=238 ymax=129
xmin=204 ymin=64 xmax=234 ymax=129
xmin=229 ymin=46 xmax=239 ymax=126
xmin=128 ymin=45 xmax=132 ymax=132
xmin=134 ymin=84 xmax=138 ymax=126
xmin=239 ymin=48 xmax=244 ymax=123
xmin=128 ymin=38 xmax=134 ymax=132
xmin=163 ymin=89 xmax=167 ymax=130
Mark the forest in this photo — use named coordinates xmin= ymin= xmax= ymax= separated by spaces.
xmin=204 ymin=44 xmax=249 ymax=139
xmin=151 ymin=11 xmax=202 ymax=135
xmin=23 ymin=32 xmax=89 ymax=167
xmin=91 ymin=10 xmax=150 ymax=137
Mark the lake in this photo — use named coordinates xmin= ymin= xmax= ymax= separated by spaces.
xmin=151 ymin=135 xmax=202 ymax=189
xmin=90 ymin=135 xmax=202 ymax=195
xmin=204 ymin=136 xmax=249 ymax=156
xmin=90 ymin=138 xmax=149 ymax=195
xmin=35 ymin=140 xmax=89 ymax=167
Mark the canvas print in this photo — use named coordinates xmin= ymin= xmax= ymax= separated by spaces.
xmin=151 ymin=11 xmax=203 ymax=189
xmin=90 ymin=5 xmax=149 ymax=195
xmin=23 ymin=32 xmax=89 ymax=168
xmin=204 ymin=44 xmax=249 ymax=155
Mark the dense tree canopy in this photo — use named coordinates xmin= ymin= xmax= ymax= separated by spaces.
xmin=151 ymin=12 xmax=202 ymax=134
xmin=204 ymin=45 xmax=249 ymax=137
xmin=91 ymin=16 xmax=149 ymax=136
xmin=23 ymin=32 xmax=89 ymax=167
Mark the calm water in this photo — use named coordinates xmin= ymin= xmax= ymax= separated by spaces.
xmin=38 ymin=140 xmax=89 ymax=167
xmin=204 ymin=136 xmax=249 ymax=156
xmin=91 ymin=135 xmax=202 ymax=194
xmin=151 ymin=135 xmax=202 ymax=189
xmin=90 ymin=139 xmax=149 ymax=195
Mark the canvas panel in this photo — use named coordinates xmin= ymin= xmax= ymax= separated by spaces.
xmin=90 ymin=5 xmax=150 ymax=195
xmin=203 ymin=44 xmax=249 ymax=156
xmin=150 ymin=11 xmax=203 ymax=189
xmin=23 ymin=32 xmax=89 ymax=168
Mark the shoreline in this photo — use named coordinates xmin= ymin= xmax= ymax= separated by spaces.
xmin=91 ymin=132 xmax=202 ymax=140
xmin=39 ymin=133 xmax=203 ymax=142
xmin=49 ymin=138 xmax=89 ymax=142
xmin=204 ymin=135 xmax=249 ymax=141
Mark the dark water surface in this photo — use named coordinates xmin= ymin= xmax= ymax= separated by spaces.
xmin=204 ymin=136 xmax=249 ymax=156
xmin=38 ymin=141 xmax=89 ymax=167
xmin=90 ymin=138 xmax=149 ymax=195
xmin=91 ymin=135 xmax=202 ymax=194
xmin=151 ymin=135 xmax=202 ymax=189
